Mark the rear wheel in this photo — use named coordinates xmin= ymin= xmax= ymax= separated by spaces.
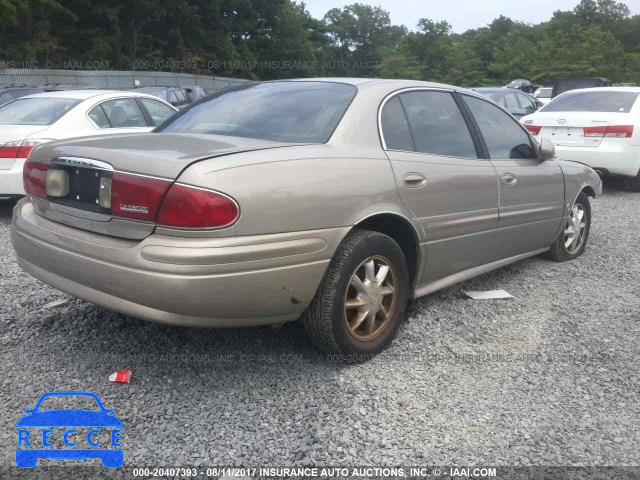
xmin=546 ymin=192 xmax=591 ymax=262
xmin=302 ymin=229 xmax=409 ymax=359
xmin=628 ymin=170 xmax=640 ymax=192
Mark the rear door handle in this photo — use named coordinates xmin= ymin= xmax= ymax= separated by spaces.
xmin=404 ymin=173 xmax=427 ymax=188
xmin=501 ymin=173 xmax=518 ymax=186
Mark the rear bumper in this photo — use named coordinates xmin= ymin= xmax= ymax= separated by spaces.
xmin=551 ymin=143 xmax=640 ymax=177
xmin=0 ymin=158 xmax=26 ymax=195
xmin=11 ymin=198 xmax=347 ymax=327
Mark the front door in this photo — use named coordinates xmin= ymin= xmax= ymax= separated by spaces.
xmin=380 ymin=90 xmax=500 ymax=285
xmin=460 ymin=94 xmax=565 ymax=258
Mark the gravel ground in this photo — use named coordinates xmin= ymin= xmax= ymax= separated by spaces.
xmin=0 ymin=181 xmax=639 ymax=476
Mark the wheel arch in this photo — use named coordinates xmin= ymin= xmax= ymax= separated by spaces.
xmin=352 ymin=212 xmax=421 ymax=289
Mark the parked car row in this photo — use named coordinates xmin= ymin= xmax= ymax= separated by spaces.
xmin=521 ymin=86 xmax=640 ymax=191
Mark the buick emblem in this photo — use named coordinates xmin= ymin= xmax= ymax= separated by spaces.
xmin=557 ymin=119 xmax=567 ymax=124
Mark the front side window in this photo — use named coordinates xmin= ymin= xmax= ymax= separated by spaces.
xmin=516 ymin=92 xmax=536 ymax=112
xmin=398 ymin=91 xmax=477 ymax=159
xmin=157 ymin=81 xmax=357 ymax=143
xmin=463 ymin=95 xmax=535 ymax=160
xmin=0 ymin=98 xmax=79 ymax=125
xmin=380 ymin=96 xmax=413 ymax=151
xmin=140 ymin=98 xmax=176 ymax=126
xmin=99 ymin=98 xmax=147 ymax=128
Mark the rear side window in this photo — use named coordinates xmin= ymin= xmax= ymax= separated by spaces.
xmin=0 ymin=98 xmax=79 ymax=125
xmin=381 ymin=96 xmax=413 ymax=151
xmin=543 ymin=91 xmax=639 ymax=113
xmin=88 ymin=105 xmax=111 ymax=128
xmin=516 ymin=92 xmax=536 ymax=112
xmin=399 ymin=91 xmax=477 ymax=158
xmin=503 ymin=93 xmax=519 ymax=110
xmin=99 ymin=99 xmax=147 ymax=128
xmin=463 ymin=95 xmax=535 ymax=160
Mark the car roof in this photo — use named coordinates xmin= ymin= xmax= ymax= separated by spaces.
xmin=19 ymin=90 xmax=171 ymax=101
xmin=560 ymin=86 xmax=640 ymax=94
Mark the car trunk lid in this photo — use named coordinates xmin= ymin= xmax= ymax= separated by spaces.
xmin=524 ymin=112 xmax=632 ymax=147
xmin=26 ymin=133 xmax=295 ymax=239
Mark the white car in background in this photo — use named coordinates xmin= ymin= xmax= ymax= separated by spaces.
xmin=0 ymin=90 xmax=178 ymax=197
xmin=533 ymin=87 xmax=552 ymax=105
xmin=521 ymin=87 xmax=640 ymax=190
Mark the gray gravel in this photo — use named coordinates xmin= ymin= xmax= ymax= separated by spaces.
xmin=1 ymin=180 xmax=639 ymax=472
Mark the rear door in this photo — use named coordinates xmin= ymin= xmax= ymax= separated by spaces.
xmin=461 ymin=94 xmax=565 ymax=258
xmin=381 ymin=89 xmax=500 ymax=284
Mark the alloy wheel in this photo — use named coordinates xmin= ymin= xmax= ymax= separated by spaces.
xmin=344 ymin=255 xmax=398 ymax=342
xmin=564 ymin=203 xmax=587 ymax=255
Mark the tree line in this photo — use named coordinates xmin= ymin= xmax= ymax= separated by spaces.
xmin=0 ymin=0 xmax=639 ymax=86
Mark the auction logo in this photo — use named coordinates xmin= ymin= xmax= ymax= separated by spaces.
xmin=15 ymin=391 xmax=123 ymax=468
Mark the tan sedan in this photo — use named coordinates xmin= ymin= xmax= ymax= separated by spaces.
xmin=10 ymin=79 xmax=602 ymax=357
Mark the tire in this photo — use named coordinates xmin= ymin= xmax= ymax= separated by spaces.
xmin=302 ymin=229 xmax=409 ymax=359
xmin=628 ymin=171 xmax=640 ymax=192
xmin=546 ymin=191 xmax=591 ymax=262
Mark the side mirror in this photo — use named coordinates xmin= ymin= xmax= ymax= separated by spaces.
xmin=539 ymin=138 xmax=555 ymax=160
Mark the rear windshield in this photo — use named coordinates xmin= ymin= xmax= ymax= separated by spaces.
xmin=0 ymin=98 xmax=80 ymax=125
xmin=542 ymin=91 xmax=638 ymax=113
xmin=157 ymin=81 xmax=357 ymax=143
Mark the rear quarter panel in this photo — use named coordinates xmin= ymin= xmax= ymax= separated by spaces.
xmin=167 ymin=145 xmax=420 ymax=239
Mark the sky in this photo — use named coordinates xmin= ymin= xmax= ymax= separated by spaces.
xmin=305 ymin=0 xmax=640 ymax=33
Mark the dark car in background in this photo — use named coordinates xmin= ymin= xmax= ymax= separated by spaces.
xmin=506 ymin=79 xmax=538 ymax=94
xmin=551 ymin=77 xmax=612 ymax=99
xmin=129 ymin=86 xmax=191 ymax=109
xmin=472 ymin=87 xmax=543 ymax=118
xmin=0 ymin=86 xmax=45 ymax=106
xmin=181 ymin=86 xmax=209 ymax=102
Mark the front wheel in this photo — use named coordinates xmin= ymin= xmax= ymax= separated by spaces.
xmin=546 ymin=192 xmax=591 ymax=262
xmin=302 ymin=229 xmax=409 ymax=359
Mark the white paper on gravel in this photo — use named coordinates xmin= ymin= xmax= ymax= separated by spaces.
xmin=464 ymin=289 xmax=513 ymax=300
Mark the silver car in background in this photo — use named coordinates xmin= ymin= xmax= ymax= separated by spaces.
xmin=10 ymin=79 xmax=602 ymax=358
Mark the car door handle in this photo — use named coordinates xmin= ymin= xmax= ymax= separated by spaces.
xmin=404 ymin=173 xmax=427 ymax=188
xmin=501 ymin=173 xmax=518 ymax=186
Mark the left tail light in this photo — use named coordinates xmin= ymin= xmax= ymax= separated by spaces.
xmin=1 ymin=139 xmax=53 ymax=159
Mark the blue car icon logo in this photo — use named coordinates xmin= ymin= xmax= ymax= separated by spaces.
xmin=16 ymin=391 xmax=123 ymax=468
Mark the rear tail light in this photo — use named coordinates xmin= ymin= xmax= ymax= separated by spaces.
xmin=23 ymin=161 xmax=48 ymax=198
xmin=156 ymin=184 xmax=239 ymax=228
xmin=524 ymin=125 xmax=541 ymax=135
xmin=584 ymin=125 xmax=633 ymax=138
xmin=1 ymin=139 xmax=53 ymax=159
xmin=110 ymin=173 xmax=172 ymax=222
xmin=25 ymin=164 xmax=239 ymax=229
